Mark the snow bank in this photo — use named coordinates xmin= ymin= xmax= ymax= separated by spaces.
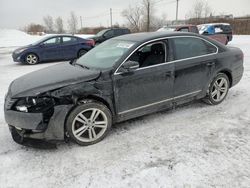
xmin=0 ymin=29 xmax=42 ymax=48
xmin=0 ymin=29 xmax=95 ymax=49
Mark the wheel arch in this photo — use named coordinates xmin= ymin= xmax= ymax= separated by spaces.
xmin=218 ymin=69 xmax=233 ymax=88
xmin=78 ymin=95 xmax=114 ymax=115
xmin=63 ymin=94 xmax=114 ymax=141
xmin=24 ymin=52 xmax=40 ymax=62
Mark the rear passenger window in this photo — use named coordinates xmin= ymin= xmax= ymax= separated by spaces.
xmin=63 ymin=37 xmax=77 ymax=43
xmin=172 ymin=37 xmax=217 ymax=60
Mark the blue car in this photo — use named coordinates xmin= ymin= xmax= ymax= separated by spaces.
xmin=12 ymin=35 xmax=95 ymax=65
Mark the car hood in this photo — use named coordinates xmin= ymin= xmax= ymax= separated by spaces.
xmin=9 ymin=62 xmax=101 ymax=98
xmin=14 ymin=44 xmax=35 ymax=52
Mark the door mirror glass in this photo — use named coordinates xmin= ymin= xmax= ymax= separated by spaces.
xmin=120 ymin=60 xmax=139 ymax=73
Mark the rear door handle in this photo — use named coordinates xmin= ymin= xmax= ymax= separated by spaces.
xmin=165 ymin=71 xmax=174 ymax=77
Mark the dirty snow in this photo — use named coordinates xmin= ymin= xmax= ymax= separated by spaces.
xmin=0 ymin=31 xmax=250 ymax=188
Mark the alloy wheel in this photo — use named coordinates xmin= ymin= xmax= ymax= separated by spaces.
xmin=26 ymin=54 xmax=38 ymax=64
xmin=211 ymin=77 xmax=229 ymax=102
xmin=72 ymin=108 xmax=108 ymax=143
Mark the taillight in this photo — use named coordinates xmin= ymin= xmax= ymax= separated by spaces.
xmin=240 ymin=52 xmax=244 ymax=61
xmin=85 ymin=39 xmax=95 ymax=47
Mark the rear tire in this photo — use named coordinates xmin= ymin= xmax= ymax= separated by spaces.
xmin=25 ymin=53 xmax=39 ymax=65
xmin=203 ymin=73 xmax=230 ymax=105
xmin=66 ymin=101 xmax=112 ymax=146
xmin=78 ymin=49 xmax=87 ymax=58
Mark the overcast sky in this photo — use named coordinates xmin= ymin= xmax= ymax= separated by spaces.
xmin=0 ymin=0 xmax=249 ymax=29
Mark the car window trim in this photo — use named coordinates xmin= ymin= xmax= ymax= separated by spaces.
xmin=114 ymin=36 xmax=218 ymax=75
xmin=43 ymin=36 xmax=61 ymax=45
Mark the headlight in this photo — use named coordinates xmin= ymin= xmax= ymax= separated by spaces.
xmin=16 ymin=106 xmax=28 ymax=112
xmin=15 ymin=48 xmax=27 ymax=54
xmin=15 ymin=97 xmax=55 ymax=113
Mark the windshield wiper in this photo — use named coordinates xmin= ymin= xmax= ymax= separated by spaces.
xmin=75 ymin=63 xmax=90 ymax=70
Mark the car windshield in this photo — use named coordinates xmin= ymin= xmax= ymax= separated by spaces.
xmin=75 ymin=39 xmax=135 ymax=69
xmin=198 ymin=25 xmax=210 ymax=33
xmin=96 ymin=29 xmax=109 ymax=36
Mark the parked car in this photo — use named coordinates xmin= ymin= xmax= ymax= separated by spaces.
xmin=157 ymin=25 xmax=199 ymax=33
xmin=12 ymin=35 xmax=95 ymax=65
xmin=5 ymin=32 xmax=244 ymax=147
xmin=198 ymin=23 xmax=233 ymax=44
xmin=158 ymin=24 xmax=229 ymax=45
xmin=89 ymin=28 xmax=130 ymax=45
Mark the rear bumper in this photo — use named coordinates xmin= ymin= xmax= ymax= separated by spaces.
xmin=5 ymin=105 xmax=74 ymax=147
xmin=232 ymin=65 xmax=244 ymax=87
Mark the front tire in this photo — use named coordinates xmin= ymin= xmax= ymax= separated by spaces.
xmin=203 ymin=73 xmax=230 ymax=105
xmin=25 ymin=53 xmax=39 ymax=65
xmin=66 ymin=101 xmax=112 ymax=146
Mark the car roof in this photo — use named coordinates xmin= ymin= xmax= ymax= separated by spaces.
xmin=114 ymin=32 xmax=201 ymax=42
xmin=198 ymin=23 xmax=230 ymax=26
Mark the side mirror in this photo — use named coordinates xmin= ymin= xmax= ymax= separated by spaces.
xmin=121 ymin=60 xmax=139 ymax=73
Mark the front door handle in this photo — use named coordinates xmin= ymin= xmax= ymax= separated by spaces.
xmin=206 ymin=62 xmax=215 ymax=67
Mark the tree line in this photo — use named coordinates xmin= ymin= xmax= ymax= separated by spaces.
xmin=24 ymin=11 xmax=79 ymax=34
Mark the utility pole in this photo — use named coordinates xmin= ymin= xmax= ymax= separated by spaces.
xmin=147 ymin=1 xmax=150 ymax=32
xmin=176 ymin=0 xmax=179 ymax=21
xmin=110 ymin=8 xmax=113 ymax=28
xmin=80 ymin=16 xmax=83 ymax=28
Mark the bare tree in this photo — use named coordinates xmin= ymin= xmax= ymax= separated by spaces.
xmin=204 ymin=1 xmax=211 ymax=19
xmin=194 ymin=0 xmax=204 ymax=19
xmin=68 ymin=11 xmax=78 ymax=34
xmin=122 ymin=5 xmax=144 ymax=32
xmin=24 ymin=23 xmax=45 ymax=34
xmin=186 ymin=0 xmax=212 ymax=20
xmin=43 ymin=15 xmax=54 ymax=33
xmin=151 ymin=13 xmax=168 ymax=30
xmin=122 ymin=0 xmax=155 ymax=32
xmin=55 ymin=17 xmax=64 ymax=33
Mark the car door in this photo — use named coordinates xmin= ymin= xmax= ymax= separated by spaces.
xmin=40 ymin=37 xmax=62 ymax=61
xmin=113 ymin=41 xmax=174 ymax=120
xmin=169 ymin=36 xmax=218 ymax=101
xmin=61 ymin=36 xmax=78 ymax=59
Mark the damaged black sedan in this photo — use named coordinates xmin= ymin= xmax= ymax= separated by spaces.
xmin=4 ymin=32 xmax=244 ymax=147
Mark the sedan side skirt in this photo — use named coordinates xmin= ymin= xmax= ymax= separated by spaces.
xmin=118 ymin=90 xmax=202 ymax=115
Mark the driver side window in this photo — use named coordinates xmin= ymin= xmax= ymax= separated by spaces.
xmin=127 ymin=42 xmax=166 ymax=68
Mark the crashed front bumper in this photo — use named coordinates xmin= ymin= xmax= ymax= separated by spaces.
xmin=4 ymin=105 xmax=73 ymax=148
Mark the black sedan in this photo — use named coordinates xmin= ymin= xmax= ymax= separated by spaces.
xmin=12 ymin=35 xmax=95 ymax=65
xmin=4 ymin=32 xmax=244 ymax=147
